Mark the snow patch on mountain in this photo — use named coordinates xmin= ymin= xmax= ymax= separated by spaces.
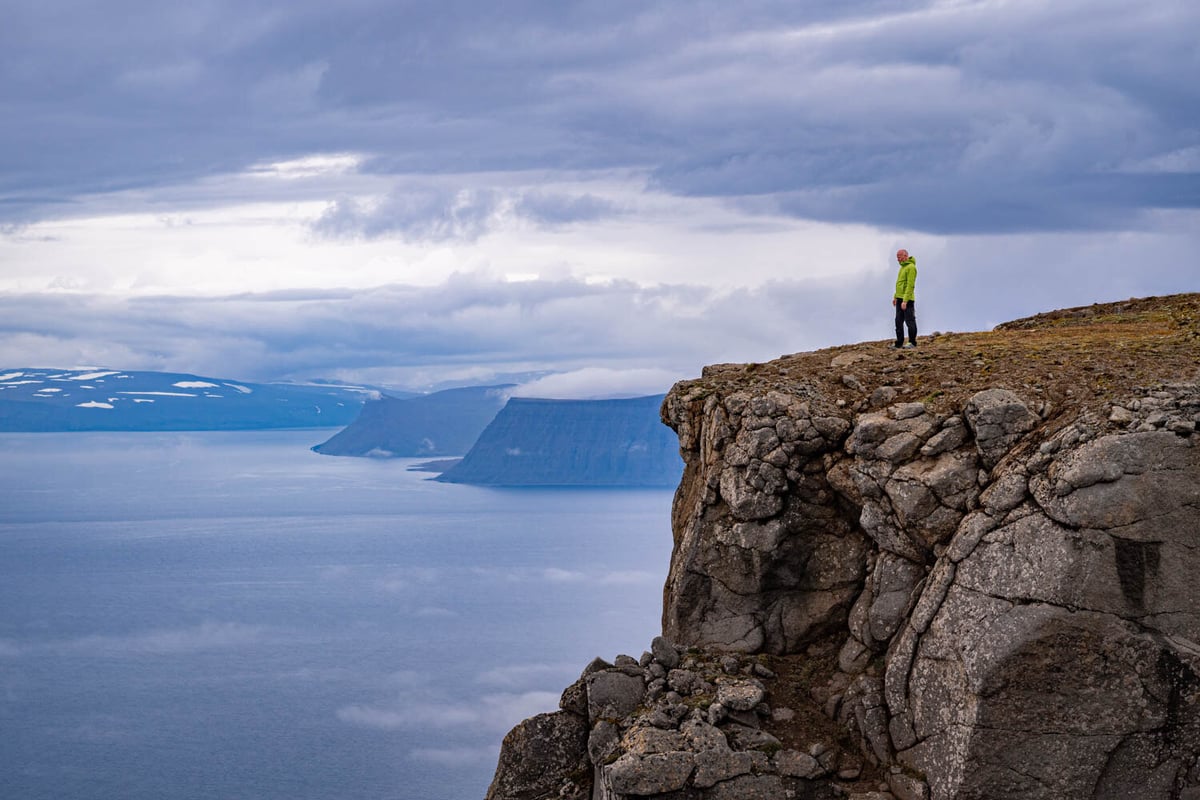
xmin=118 ymin=391 xmax=197 ymax=397
xmin=69 ymin=371 xmax=120 ymax=381
xmin=2 ymin=367 xmax=369 ymax=431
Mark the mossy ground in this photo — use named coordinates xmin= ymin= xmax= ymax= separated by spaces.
xmin=688 ymin=293 xmax=1200 ymax=424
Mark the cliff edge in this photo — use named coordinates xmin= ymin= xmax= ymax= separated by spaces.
xmin=486 ymin=293 xmax=1200 ymax=800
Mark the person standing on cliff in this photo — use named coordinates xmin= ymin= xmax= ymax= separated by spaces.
xmin=892 ymin=249 xmax=918 ymax=349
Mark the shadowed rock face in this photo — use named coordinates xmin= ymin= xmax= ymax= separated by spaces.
xmin=660 ymin=378 xmax=1200 ymax=800
xmin=662 ymin=389 xmax=867 ymax=654
xmin=485 ymin=294 xmax=1200 ymax=800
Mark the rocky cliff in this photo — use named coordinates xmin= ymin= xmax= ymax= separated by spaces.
xmin=486 ymin=294 xmax=1200 ymax=800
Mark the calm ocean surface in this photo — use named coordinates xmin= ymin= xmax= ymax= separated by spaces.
xmin=0 ymin=431 xmax=676 ymax=800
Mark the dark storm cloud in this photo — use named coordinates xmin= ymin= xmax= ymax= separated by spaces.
xmin=2 ymin=0 xmax=1194 ymax=233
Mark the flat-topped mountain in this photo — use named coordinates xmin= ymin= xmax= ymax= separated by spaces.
xmin=312 ymin=384 xmax=513 ymax=457
xmin=486 ymin=293 xmax=1200 ymax=800
xmin=0 ymin=368 xmax=370 ymax=431
xmin=437 ymin=394 xmax=683 ymax=487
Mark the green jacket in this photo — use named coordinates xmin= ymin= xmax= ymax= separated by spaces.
xmin=894 ymin=257 xmax=917 ymax=302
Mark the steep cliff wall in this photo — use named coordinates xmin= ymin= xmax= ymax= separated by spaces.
xmin=313 ymin=384 xmax=512 ymax=457
xmin=438 ymin=395 xmax=683 ymax=487
xmin=486 ymin=294 xmax=1200 ymax=800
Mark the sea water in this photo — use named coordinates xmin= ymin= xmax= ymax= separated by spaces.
xmin=0 ymin=431 xmax=676 ymax=800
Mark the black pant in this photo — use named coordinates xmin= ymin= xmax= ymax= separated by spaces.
xmin=895 ymin=299 xmax=917 ymax=345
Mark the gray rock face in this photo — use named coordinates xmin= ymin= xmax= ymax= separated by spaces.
xmin=488 ymin=640 xmax=851 ymax=800
xmin=654 ymin=378 xmax=1200 ymax=800
xmin=488 ymin=367 xmax=1200 ymax=800
xmin=716 ymin=680 xmax=765 ymax=712
xmin=601 ymin=751 xmax=695 ymax=795
xmin=651 ymin=635 xmax=681 ymax=669
xmin=883 ymin=396 xmax=1200 ymax=799
xmin=662 ymin=390 xmax=867 ymax=654
xmin=963 ymin=388 xmax=1038 ymax=468
xmin=588 ymin=669 xmax=646 ymax=722
xmin=485 ymin=711 xmax=590 ymax=800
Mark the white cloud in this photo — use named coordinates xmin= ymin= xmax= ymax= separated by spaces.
xmin=541 ymin=567 xmax=585 ymax=583
xmin=1122 ymin=145 xmax=1200 ymax=175
xmin=337 ymin=690 xmax=559 ymax=733
xmin=52 ymin=622 xmax=270 ymax=656
xmin=3 ymin=218 xmax=1197 ymax=391
xmin=0 ymin=1 xmax=1196 ymax=387
xmin=336 ymin=705 xmax=409 ymax=729
xmin=475 ymin=662 xmax=578 ymax=690
xmin=250 ymin=153 xmax=364 ymax=180
xmin=0 ymin=167 xmax=897 ymax=297
xmin=598 ymin=570 xmax=661 ymax=586
xmin=408 ymin=745 xmax=500 ymax=766
xmin=513 ymin=368 xmax=682 ymax=399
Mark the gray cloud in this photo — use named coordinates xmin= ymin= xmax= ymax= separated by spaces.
xmin=2 ymin=231 xmax=1196 ymax=388
xmin=310 ymin=186 xmax=623 ymax=241
xmin=337 ymin=689 xmax=560 ymax=733
xmin=1 ymin=1 xmax=1194 ymax=233
xmin=513 ymin=191 xmax=622 ymax=226
xmin=0 ymin=274 xmax=868 ymax=385
xmin=312 ymin=188 xmax=503 ymax=241
xmin=0 ymin=622 xmax=272 ymax=657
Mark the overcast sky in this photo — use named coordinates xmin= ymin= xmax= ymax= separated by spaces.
xmin=1 ymin=0 xmax=1196 ymax=395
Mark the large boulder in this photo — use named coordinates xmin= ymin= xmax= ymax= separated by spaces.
xmin=486 ymin=711 xmax=590 ymax=800
xmin=963 ymin=389 xmax=1038 ymax=469
xmin=886 ymin=407 xmax=1200 ymax=799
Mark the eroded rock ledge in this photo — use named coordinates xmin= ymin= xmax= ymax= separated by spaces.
xmin=487 ymin=294 xmax=1200 ymax=800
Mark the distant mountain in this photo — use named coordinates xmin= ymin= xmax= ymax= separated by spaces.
xmin=436 ymin=394 xmax=683 ymax=487
xmin=0 ymin=368 xmax=372 ymax=431
xmin=312 ymin=385 xmax=514 ymax=457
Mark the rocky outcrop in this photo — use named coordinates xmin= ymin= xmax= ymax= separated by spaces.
xmin=486 ymin=294 xmax=1200 ymax=800
xmin=659 ymin=376 xmax=1200 ymax=800
xmin=486 ymin=641 xmax=855 ymax=800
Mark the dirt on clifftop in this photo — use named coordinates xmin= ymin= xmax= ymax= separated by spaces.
xmin=689 ymin=292 xmax=1200 ymax=424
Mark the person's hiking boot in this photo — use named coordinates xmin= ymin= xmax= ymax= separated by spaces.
xmin=903 ymin=342 xmax=917 ymax=349
xmin=890 ymin=342 xmax=904 ymax=349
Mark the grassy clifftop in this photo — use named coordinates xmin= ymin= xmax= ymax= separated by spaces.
xmin=687 ymin=292 xmax=1200 ymax=421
